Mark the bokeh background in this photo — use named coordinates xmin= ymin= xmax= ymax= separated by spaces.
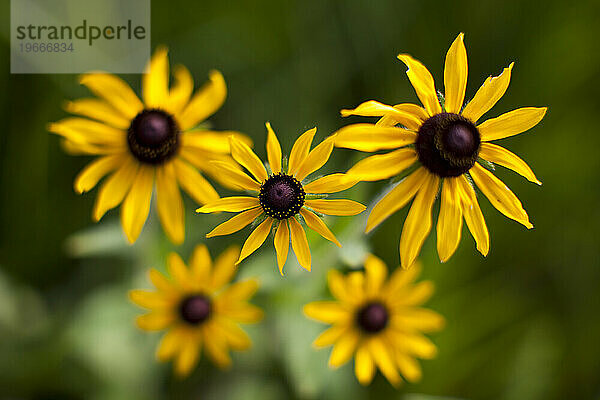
xmin=1 ymin=0 xmax=599 ymax=399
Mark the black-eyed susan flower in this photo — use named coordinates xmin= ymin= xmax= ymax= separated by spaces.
xmin=336 ymin=33 xmax=547 ymax=268
xmin=304 ymin=255 xmax=444 ymax=387
xmin=129 ymin=244 xmax=263 ymax=377
xmin=196 ymin=123 xmax=366 ymax=274
xmin=49 ymin=47 xmax=250 ymax=244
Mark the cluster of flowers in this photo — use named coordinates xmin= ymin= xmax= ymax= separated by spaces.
xmin=49 ymin=34 xmax=546 ymax=385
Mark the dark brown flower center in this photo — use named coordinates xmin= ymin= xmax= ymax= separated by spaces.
xmin=127 ymin=109 xmax=179 ymax=164
xmin=178 ymin=295 xmax=211 ymax=325
xmin=356 ymin=302 xmax=388 ymax=333
xmin=259 ymin=173 xmax=305 ymax=219
xmin=415 ymin=112 xmax=480 ymax=177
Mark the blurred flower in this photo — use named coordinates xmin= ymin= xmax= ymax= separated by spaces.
xmin=304 ymin=256 xmax=444 ymax=387
xmin=129 ymin=244 xmax=263 ymax=377
xmin=197 ymin=123 xmax=366 ymax=274
xmin=336 ymin=33 xmax=547 ymax=268
xmin=49 ymin=47 xmax=250 ymax=244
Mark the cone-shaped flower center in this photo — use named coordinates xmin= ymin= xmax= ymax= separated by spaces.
xmin=356 ymin=302 xmax=389 ymax=333
xmin=259 ymin=173 xmax=305 ymax=220
xmin=415 ymin=112 xmax=480 ymax=177
xmin=178 ymin=295 xmax=211 ymax=325
xmin=128 ymin=109 xmax=179 ymax=164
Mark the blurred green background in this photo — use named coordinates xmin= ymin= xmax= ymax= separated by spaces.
xmin=1 ymin=0 xmax=599 ymax=399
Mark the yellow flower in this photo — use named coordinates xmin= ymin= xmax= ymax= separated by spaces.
xmin=49 ymin=47 xmax=250 ymax=244
xmin=129 ymin=244 xmax=263 ymax=377
xmin=336 ymin=33 xmax=547 ymax=268
xmin=304 ymin=256 xmax=444 ymax=387
xmin=197 ymin=123 xmax=366 ymax=274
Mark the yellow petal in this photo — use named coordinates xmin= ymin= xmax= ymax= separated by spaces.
xmin=217 ymin=279 xmax=259 ymax=304
xmin=327 ymin=269 xmax=354 ymax=304
xmin=201 ymin=325 xmax=232 ymax=369
xmin=208 ymin=160 xmax=260 ymax=191
xmin=436 ymin=178 xmax=463 ymax=262
xmin=383 ymin=262 xmax=422 ymax=295
xmin=136 ymin=312 xmax=174 ymax=331
xmin=328 ymin=330 xmax=360 ymax=368
xmin=205 ymin=207 xmax=263 ymax=238
xmin=334 ymin=124 xmax=417 ymax=152
xmin=265 ymin=122 xmax=282 ymax=174
xmin=156 ymin=327 xmax=184 ymax=361
xmin=391 ymin=281 xmax=434 ymax=306
xmin=300 ymin=208 xmax=341 ymax=247
xmin=368 ymin=337 xmax=401 ymax=387
xmin=166 ymin=253 xmax=192 ymax=291
xmin=366 ymin=167 xmax=427 ymax=233
xmin=355 ymin=344 xmax=376 ymax=385
xmin=148 ymin=268 xmax=175 ymax=293
xmin=60 ymin=138 xmax=121 ymax=156
xmin=173 ymin=158 xmax=219 ymax=205
xmin=341 ymin=100 xmax=423 ymax=129
xmin=156 ymin=163 xmax=185 ymax=244
xmin=303 ymin=173 xmax=359 ymax=194
xmin=313 ymin=324 xmax=348 ymax=348
xmin=479 ymin=143 xmax=541 ymax=185
xmin=64 ymin=98 xmax=130 ymax=129
xmin=211 ymin=245 xmax=240 ymax=288
xmin=236 ymin=217 xmax=273 ymax=265
xmin=399 ymin=172 xmax=440 ymax=269
xmin=444 ymin=33 xmax=468 ymax=114
xmin=92 ymin=156 xmax=138 ymax=221
xmin=174 ymin=336 xmax=201 ymax=377
xmin=288 ymin=217 xmax=311 ymax=271
xmin=213 ymin=318 xmax=252 ymax=350
xmin=178 ymin=70 xmax=227 ymax=130
xmin=305 ymin=199 xmax=366 ymax=216
xmin=456 ymin=175 xmax=490 ymax=256
xmin=395 ymin=353 xmax=422 ymax=382
xmin=397 ymin=54 xmax=441 ymax=116
xmin=375 ymin=103 xmax=429 ymax=130
xmin=461 ymin=63 xmax=513 ymax=123
xmin=230 ymin=136 xmax=268 ymax=182
xmin=288 ymin=127 xmax=316 ymax=176
xmin=390 ymin=308 xmax=445 ymax=333
xmin=470 ymin=163 xmax=533 ymax=229
xmin=210 ymin=249 xmax=238 ymax=290
xmin=303 ymin=301 xmax=350 ymax=324
xmin=79 ymin=73 xmax=143 ymax=119
xmin=190 ymin=244 xmax=212 ymax=283
xmin=364 ymin=254 xmax=388 ymax=296
xmin=393 ymin=331 xmax=438 ymax=359
xmin=217 ymin=303 xmax=264 ymax=323
xmin=48 ymin=117 xmax=126 ymax=147
xmin=128 ymin=290 xmax=172 ymax=309
xmin=181 ymin=130 xmax=251 ymax=154
xmin=121 ymin=165 xmax=154 ymax=244
xmin=143 ymin=46 xmax=169 ymax=109
xmin=274 ymin=220 xmax=290 ymax=275
xmin=294 ymin=137 xmax=334 ymax=181
xmin=346 ymin=272 xmax=366 ymax=304
xmin=346 ymin=148 xmax=417 ymax=181
xmin=74 ymin=154 xmax=125 ymax=194
xmin=167 ymin=64 xmax=194 ymax=116
xmin=197 ymin=196 xmax=260 ymax=213
xmin=478 ymin=107 xmax=547 ymax=141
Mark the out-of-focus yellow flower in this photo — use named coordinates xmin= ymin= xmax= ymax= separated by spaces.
xmin=129 ymin=244 xmax=263 ymax=377
xmin=336 ymin=33 xmax=547 ymax=268
xmin=197 ymin=123 xmax=366 ymax=274
xmin=304 ymin=256 xmax=444 ymax=387
xmin=49 ymin=47 xmax=250 ymax=244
